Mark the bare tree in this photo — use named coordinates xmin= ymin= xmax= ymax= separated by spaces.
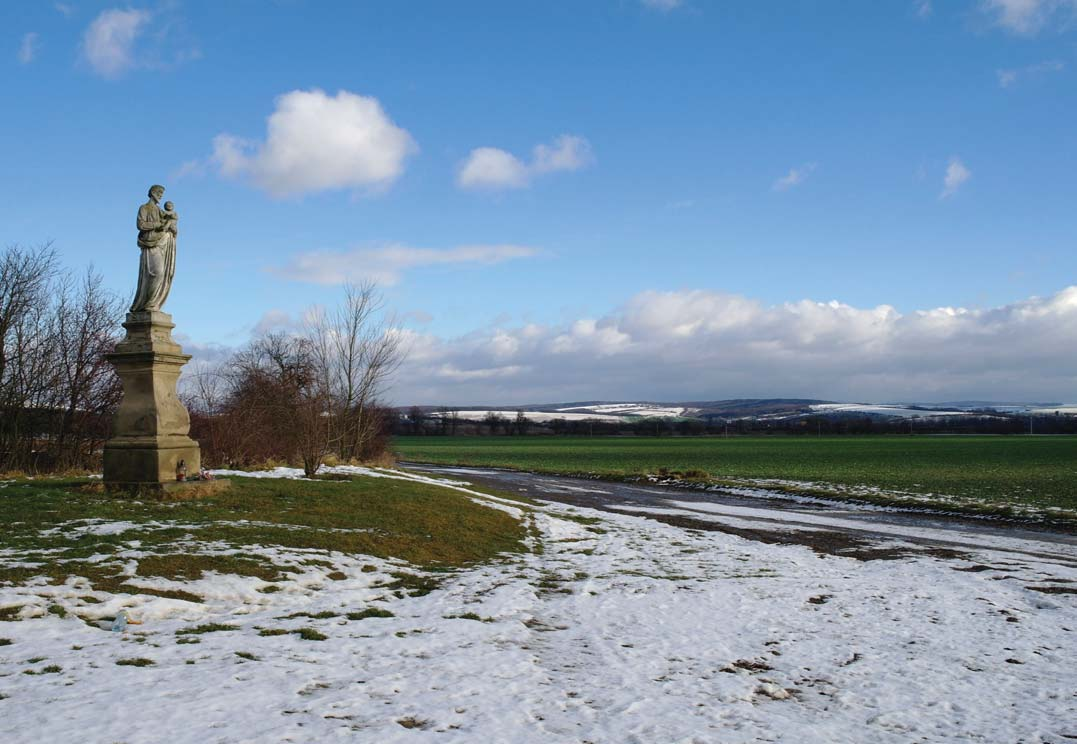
xmin=306 ymin=283 xmax=404 ymax=462
xmin=49 ymin=267 xmax=123 ymax=469
xmin=194 ymin=283 xmax=406 ymax=476
xmin=0 ymin=245 xmax=122 ymax=472
xmin=408 ymin=406 xmax=427 ymax=435
xmin=0 ymin=244 xmax=58 ymax=469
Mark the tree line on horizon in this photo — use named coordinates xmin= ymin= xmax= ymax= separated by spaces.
xmin=392 ymin=409 xmax=1077 ymax=437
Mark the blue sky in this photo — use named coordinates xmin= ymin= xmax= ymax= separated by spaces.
xmin=4 ymin=1 xmax=1077 ymax=404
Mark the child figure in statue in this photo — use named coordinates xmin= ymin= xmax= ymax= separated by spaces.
xmin=162 ymin=201 xmax=179 ymax=237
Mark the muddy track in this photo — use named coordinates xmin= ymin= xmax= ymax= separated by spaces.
xmin=402 ymin=463 xmax=1077 ymax=569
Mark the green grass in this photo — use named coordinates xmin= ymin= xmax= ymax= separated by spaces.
xmin=115 ymin=657 xmax=155 ymax=667
xmin=176 ymin=623 xmax=238 ymax=636
xmin=0 ymin=475 xmax=527 ymax=598
xmin=394 ymin=435 xmax=1077 ymax=515
xmin=347 ymin=607 xmax=394 ymax=621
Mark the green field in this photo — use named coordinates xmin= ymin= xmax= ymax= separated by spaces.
xmin=394 ymin=435 xmax=1077 ymax=517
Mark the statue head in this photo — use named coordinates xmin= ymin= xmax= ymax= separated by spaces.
xmin=148 ymin=184 xmax=166 ymax=201
xmin=163 ymin=201 xmax=174 ymax=212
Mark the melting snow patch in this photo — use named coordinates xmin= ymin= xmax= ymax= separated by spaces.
xmin=0 ymin=472 xmax=1073 ymax=742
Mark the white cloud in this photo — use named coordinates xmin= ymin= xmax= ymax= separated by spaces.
xmin=252 ymin=309 xmax=296 ymax=336
xmin=210 ymin=89 xmax=417 ymax=198
xmin=383 ymin=286 xmax=1077 ymax=405
xmin=17 ymin=32 xmax=38 ymax=64
xmin=457 ymin=134 xmax=593 ymax=190
xmin=980 ymin=0 xmax=1077 ymax=35
xmin=271 ymin=243 xmax=539 ymax=286
xmin=531 ymin=135 xmax=593 ymax=174
xmin=55 ymin=3 xmax=75 ymax=18
xmin=183 ymin=286 xmax=1077 ymax=405
xmin=941 ymin=157 xmax=971 ymax=198
xmin=456 ymin=148 xmax=529 ymax=189
xmin=915 ymin=0 xmax=934 ymax=18
xmin=642 ymin=0 xmax=683 ymax=10
xmin=772 ymin=163 xmax=817 ymax=192
xmin=997 ymin=59 xmax=1065 ymax=87
xmin=81 ymin=8 xmax=150 ymax=78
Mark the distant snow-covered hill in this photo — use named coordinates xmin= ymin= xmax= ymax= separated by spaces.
xmin=405 ymin=398 xmax=1074 ymax=424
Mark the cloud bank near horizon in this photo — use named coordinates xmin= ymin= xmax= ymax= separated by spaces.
xmin=387 ymin=285 xmax=1077 ymax=405
xmin=187 ymin=286 xmax=1077 ymax=406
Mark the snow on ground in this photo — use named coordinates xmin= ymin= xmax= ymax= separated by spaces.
xmin=1030 ymin=404 xmax=1077 ymax=415
xmin=434 ymin=410 xmax=626 ymax=422
xmin=1 ymin=468 xmax=1075 ymax=743
xmin=811 ymin=403 xmax=975 ymax=418
xmin=556 ymin=403 xmax=687 ymax=417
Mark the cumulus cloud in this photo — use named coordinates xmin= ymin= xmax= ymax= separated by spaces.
xmin=17 ymin=32 xmax=38 ymax=64
xmin=385 ymin=286 xmax=1077 ymax=405
xmin=457 ymin=134 xmax=593 ymax=190
xmin=270 ymin=243 xmax=539 ymax=286
xmin=980 ymin=0 xmax=1077 ymax=35
xmin=941 ymin=157 xmax=971 ymax=198
xmin=456 ymin=148 xmax=529 ymax=189
xmin=81 ymin=8 xmax=150 ymax=78
xmin=210 ymin=89 xmax=416 ymax=198
xmin=772 ymin=163 xmax=817 ymax=192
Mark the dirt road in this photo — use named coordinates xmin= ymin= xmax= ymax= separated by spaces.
xmin=403 ymin=463 xmax=1077 ymax=571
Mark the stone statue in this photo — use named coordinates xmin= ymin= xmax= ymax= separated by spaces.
xmin=104 ymin=182 xmax=206 ymax=494
xmin=130 ymin=184 xmax=178 ymax=312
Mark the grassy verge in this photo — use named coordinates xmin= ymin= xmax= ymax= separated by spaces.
xmin=0 ymin=474 xmax=527 ymax=602
xmin=393 ymin=435 xmax=1077 ymax=520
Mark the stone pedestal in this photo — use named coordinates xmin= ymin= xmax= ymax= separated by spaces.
xmin=103 ymin=311 xmax=201 ymax=492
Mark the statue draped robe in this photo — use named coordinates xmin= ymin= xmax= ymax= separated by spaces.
xmin=131 ymin=201 xmax=176 ymax=312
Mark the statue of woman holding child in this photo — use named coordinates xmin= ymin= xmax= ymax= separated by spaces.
xmin=131 ymin=184 xmax=178 ymax=312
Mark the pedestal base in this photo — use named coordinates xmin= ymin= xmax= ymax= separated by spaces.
xmin=104 ymin=478 xmax=231 ymax=500
xmin=103 ymin=438 xmax=200 ymax=486
xmin=103 ymin=311 xmax=203 ymax=491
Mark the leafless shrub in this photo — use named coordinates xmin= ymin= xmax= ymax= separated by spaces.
xmin=189 ymin=283 xmax=405 ymax=476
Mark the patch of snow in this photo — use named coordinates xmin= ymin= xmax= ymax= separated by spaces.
xmin=0 ymin=471 xmax=1074 ymax=742
xmin=556 ymin=403 xmax=686 ymax=417
xmin=811 ymin=403 xmax=975 ymax=418
xmin=435 ymin=409 xmax=626 ymax=422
